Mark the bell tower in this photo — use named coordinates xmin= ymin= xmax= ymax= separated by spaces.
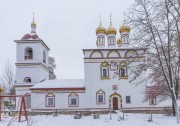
xmin=15 ymin=16 xmax=50 ymax=88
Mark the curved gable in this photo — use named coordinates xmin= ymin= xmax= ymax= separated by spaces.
xmin=90 ymin=51 xmax=103 ymax=58
xmin=107 ymin=50 xmax=121 ymax=58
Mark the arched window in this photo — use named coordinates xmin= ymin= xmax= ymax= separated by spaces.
xmin=100 ymin=61 xmax=110 ymax=80
xmin=103 ymin=69 xmax=107 ymax=77
xmin=68 ymin=93 xmax=79 ymax=107
xmin=43 ymin=51 xmax=46 ymax=64
xmin=46 ymin=93 xmax=55 ymax=107
xmin=97 ymin=35 xmax=105 ymax=46
xmin=25 ymin=47 xmax=33 ymax=60
xmin=96 ymin=89 xmax=105 ymax=104
xmin=24 ymin=77 xmax=31 ymax=83
xmin=108 ymin=36 xmax=115 ymax=45
xmin=121 ymin=68 xmax=126 ymax=77
xmin=119 ymin=62 xmax=128 ymax=79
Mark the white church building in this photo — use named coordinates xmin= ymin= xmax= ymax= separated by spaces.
xmin=14 ymin=17 xmax=168 ymax=112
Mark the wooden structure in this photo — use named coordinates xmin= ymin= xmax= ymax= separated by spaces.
xmin=0 ymin=93 xmax=28 ymax=122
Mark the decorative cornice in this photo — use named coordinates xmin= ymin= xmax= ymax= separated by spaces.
xmin=84 ymin=58 xmax=144 ymax=63
xmin=15 ymin=62 xmax=48 ymax=70
xmin=14 ymin=39 xmax=50 ymax=51
xmin=30 ymin=87 xmax=85 ymax=91
xmin=83 ymin=48 xmax=147 ymax=52
xmin=14 ymin=84 xmax=33 ymax=88
xmin=31 ymin=90 xmax=85 ymax=93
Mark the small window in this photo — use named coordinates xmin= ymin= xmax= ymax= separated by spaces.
xmin=119 ymin=62 xmax=128 ymax=79
xmin=25 ymin=47 xmax=33 ymax=60
xmin=68 ymin=93 xmax=79 ymax=107
xmin=24 ymin=77 xmax=31 ymax=83
xmin=43 ymin=51 xmax=46 ymax=64
xmin=96 ymin=89 xmax=105 ymax=104
xmin=46 ymin=93 xmax=55 ymax=107
xmin=102 ymin=69 xmax=107 ymax=77
xmin=98 ymin=94 xmax=103 ymax=103
xmin=126 ymin=96 xmax=131 ymax=104
xmin=149 ymin=98 xmax=156 ymax=105
xmin=121 ymin=68 xmax=126 ymax=77
xmin=70 ymin=98 xmax=77 ymax=105
xmin=98 ymin=36 xmax=104 ymax=45
xmin=100 ymin=62 xmax=109 ymax=80
xmin=47 ymin=98 xmax=54 ymax=106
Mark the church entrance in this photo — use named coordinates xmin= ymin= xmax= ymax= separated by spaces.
xmin=113 ymin=97 xmax=118 ymax=110
xmin=109 ymin=93 xmax=122 ymax=110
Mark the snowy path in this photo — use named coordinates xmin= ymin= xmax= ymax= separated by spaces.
xmin=0 ymin=113 xmax=178 ymax=126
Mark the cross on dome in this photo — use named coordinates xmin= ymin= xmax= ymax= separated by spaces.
xmin=21 ymin=13 xmax=40 ymax=40
xmin=106 ymin=13 xmax=117 ymax=35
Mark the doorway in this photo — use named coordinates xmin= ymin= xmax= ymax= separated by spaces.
xmin=113 ymin=97 xmax=118 ymax=110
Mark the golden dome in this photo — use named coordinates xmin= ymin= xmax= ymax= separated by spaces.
xmin=106 ymin=24 xmax=117 ymax=35
xmin=0 ymin=86 xmax=3 ymax=92
xmin=119 ymin=25 xmax=130 ymax=33
xmin=117 ymin=38 xmax=122 ymax=45
xmin=96 ymin=23 xmax=106 ymax=34
xmin=31 ymin=19 xmax=36 ymax=27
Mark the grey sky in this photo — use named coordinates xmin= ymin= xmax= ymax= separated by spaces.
xmin=0 ymin=0 xmax=134 ymax=79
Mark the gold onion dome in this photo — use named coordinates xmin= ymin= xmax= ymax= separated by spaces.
xmin=106 ymin=23 xmax=117 ymax=35
xmin=31 ymin=19 xmax=36 ymax=27
xmin=117 ymin=38 xmax=122 ymax=45
xmin=0 ymin=86 xmax=3 ymax=92
xmin=119 ymin=24 xmax=130 ymax=33
xmin=96 ymin=23 xmax=106 ymax=34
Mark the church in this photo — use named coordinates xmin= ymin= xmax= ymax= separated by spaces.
xmin=14 ymin=16 xmax=168 ymax=112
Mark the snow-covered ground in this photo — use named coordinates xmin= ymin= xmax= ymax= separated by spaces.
xmin=1 ymin=112 xmax=179 ymax=126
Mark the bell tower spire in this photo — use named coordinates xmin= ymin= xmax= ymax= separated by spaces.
xmin=31 ymin=13 xmax=36 ymax=33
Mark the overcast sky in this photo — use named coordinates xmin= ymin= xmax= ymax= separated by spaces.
xmin=0 ymin=0 xmax=134 ymax=79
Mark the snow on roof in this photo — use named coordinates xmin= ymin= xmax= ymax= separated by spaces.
xmin=21 ymin=33 xmax=40 ymax=40
xmin=31 ymin=79 xmax=85 ymax=89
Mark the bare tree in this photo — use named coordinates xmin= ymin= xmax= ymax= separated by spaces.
xmin=125 ymin=0 xmax=180 ymax=123
xmin=0 ymin=61 xmax=16 ymax=114
xmin=0 ymin=60 xmax=16 ymax=89
xmin=48 ymin=57 xmax=56 ymax=80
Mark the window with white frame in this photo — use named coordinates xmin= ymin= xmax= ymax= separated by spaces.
xmin=100 ymin=62 xmax=109 ymax=80
xmin=69 ymin=93 xmax=79 ymax=107
xmin=46 ymin=93 xmax=55 ymax=107
xmin=96 ymin=89 xmax=105 ymax=104
xmin=149 ymin=97 xmax=156 ymax=105
xmin=97 ymin=94 xmax=103 ymax=103
xmin=119 ymin=62 xmax=128 ymax=79
xmin=120 ymin=67 xmax=126 ymax=77
xmin=71 ymin=98 xmax=77 ymax=105
xmin=25 ymin=47 xmax=33 ymax=60
xmin=126 ymin=96 xmax=131 ymax=104
xmin=102 ymin=68 xmax=107 ymax=77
